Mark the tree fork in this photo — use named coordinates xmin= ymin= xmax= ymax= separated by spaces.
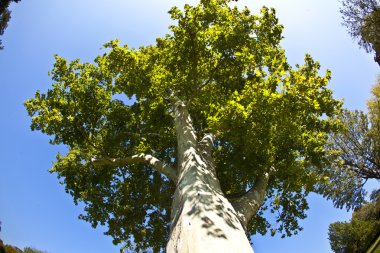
xmin=230 ymin=171 xmax=271 ymax=231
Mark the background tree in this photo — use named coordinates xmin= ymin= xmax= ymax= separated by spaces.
xmin=0 ymin=0 xmax=21 ymax=50
xmin=367 ymin=76 xmax=380 ymax=163
xmin=23 ymin=247 xmax=46 ymax=253
xmin=325 ymin=77 xmax=380 ymax=210
xmin=328 ymin=190 xmax=380 ymax=253
xmin=25 ymin=0 xmax=349 ymax=252
xmin=340 ymin=0 xmax=380 ymax=65
xmin=0 ymin=240 xmax=5 ymax=253
xmin=327 ymin=109 xmax=380 ymax=179
xmin=3 ymin=245 xmax=22 ymax=253
xmin=0 ymin=245 xmax=45 ymax=253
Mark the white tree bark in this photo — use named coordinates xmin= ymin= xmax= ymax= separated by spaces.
xmin=166 ymin=99 xmax=255 ymax=253
xmin=90 ymin=154 xmax=177 ymax=183
xmin=230 ymin=173 xmax=270 ymax=231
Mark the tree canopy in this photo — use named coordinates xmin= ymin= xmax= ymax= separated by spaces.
xmin=25 ymin=0 xmax=346 ymax=251
xmin=0 ymin=0 xmax=21 ymax=50
xmin=328 ymin=191 xmax=380 ymax=253
xmin=330 ymin=109 xmax=380 ymax=180
xmin=1 ymin=245 xmax=45 ymax=253
xmin=340 ymin=0 xmax=380 ymax=65
xmin=3 ymin=245 xmax=23 ymax=253
xmin=322 ymin=77 xmax=380 ymax=211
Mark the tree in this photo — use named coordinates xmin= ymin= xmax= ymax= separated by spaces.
xmin=322 ymin=77 xmax=380 ymax=210
xmin=340 ymin=0 xmax=380 ymax=65
xmin=0 ymin=245 xmax=45 ymax=253
xmin=25 ymin=0 xmax=345 ymax=252
xmin=0 ymin=0 xmax=21 ymax=50
xmin=0 ymin=240 xmax=5 ymax=253
xmin=3 ymin=245 xmax=22 ymax=253
xmin=23 ymin=247 xmax=46 ymax=253
xmin=0 ymin=238 xmax=44 ymax=253
xmin=328 ymin=109 xmax=380 ymax=179
xmin=328 ymin=191 xmax=380 ymax=253
xmin=367 ymin=76 xmax=380 ymax=163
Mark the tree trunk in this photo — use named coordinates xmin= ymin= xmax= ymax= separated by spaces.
xmin=166 ymin=99 xmax=254 ymax=253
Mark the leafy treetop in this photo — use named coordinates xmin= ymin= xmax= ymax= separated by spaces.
xmin=25 ymin=0 xmax=342 ymax=251
xmin=340 ymin=0 xmax=380 ymax=65
xmin=325 ymin=76 xmax=380 ymax=210
xmin=328 ymin=190 xmax=380 ymax=253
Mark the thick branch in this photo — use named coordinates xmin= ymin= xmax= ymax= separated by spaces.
xmin=343 ymin=159 xmax=380 ymax=179
xmin=91 ymin=154 xmax=177 ymax=183
xmin=230 ymin=171 xmax=271 ymax=231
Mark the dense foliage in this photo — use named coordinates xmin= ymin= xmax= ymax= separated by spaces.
xmin=25 ymin=0 xmax=346 ymax=251
xmin=328 ymin=191 xmax=380 ymax=253
xmin=340 ymin=0 xmax=380 ymax=65
xmin=1 ymin=235 xmax=45 ymax=253
xmin=23 ymin=248 xmax=46 ymax=253
xmin=2 ymin=245 xmax=45 ymax=253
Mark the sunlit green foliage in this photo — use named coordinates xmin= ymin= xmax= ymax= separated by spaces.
xmin=367 ymin=76 xmax=380 ymax=161
xmin=25 ymin=0 xmax=343 ymax=251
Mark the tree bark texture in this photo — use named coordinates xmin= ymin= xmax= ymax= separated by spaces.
xmin=166 ymin=99 xmax=255 ymax=253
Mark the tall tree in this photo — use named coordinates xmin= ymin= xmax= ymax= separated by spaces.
xmin=25 ymin=0 xmax=346 ymax=252
xmin=323 ymin=77 xmax=380 ymax=210
xmin=0 ymin=240 xmax=5 ymax=253
xmin=328 ymin=109 xmax=380 ymax=180
xmin=3 ymin=245 xmax=22 ymax=253
xmin=328 ymin=77 xmax=380 ymax=184
xmin=0 ymin=0 xmax=21 ymax=50
xmin=328 ymin=191 xmax=380 ymax=253
xmin=340 ymin=0 xmax=380 ymax=65
xmin=23 ymin=247 xmax=46 ymax=253
xmin=367 ymin=76 xmax=380 ymax=162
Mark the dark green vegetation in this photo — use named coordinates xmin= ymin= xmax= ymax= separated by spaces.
xmin=25 ymin=0 xmax=362 ymax=251
xmin=0 ymin=0 xmax=21 ymax=50
xmin=340 ymin=0 xmax=380 ymax=65
xmin=23 ymin=248 xmax=45 ymax=253
xmin=0 ymin=240 xmax=44 ymax=253
xmin=328 ymin=190 xmax=380 ymax=253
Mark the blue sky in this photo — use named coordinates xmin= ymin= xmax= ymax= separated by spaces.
xmin=0 ymin=0 xmax=379 ymax=252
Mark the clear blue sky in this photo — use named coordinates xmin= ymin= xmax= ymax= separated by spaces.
xmin=0 ymin=0 xmax=379 ymax=252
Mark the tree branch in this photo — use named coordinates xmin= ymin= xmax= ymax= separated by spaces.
xmin=91 ymin=154 xmax=177 ymax=183
xmin=343 ymin=159 xmax=380 ymax=179
xmin=198 ymin=133 xmax=215 ymax=156
xmin=229 ymin=169 xmax=273 ymax=231
xmin=225 ymin=191 xmax=249 ymax=200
